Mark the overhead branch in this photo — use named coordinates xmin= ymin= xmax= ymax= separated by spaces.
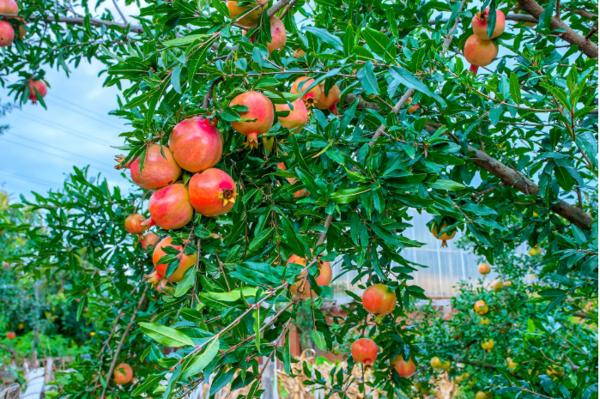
xmin=517 ymin=0 xmax=598 ymax=58
xmin=37 ymin=14 xmax=143 ymax=34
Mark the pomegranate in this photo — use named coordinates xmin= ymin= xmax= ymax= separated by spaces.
xmin=128 ymin=144 xmax=181 ymax=190
xmin=463 ymin=34 xmax=498 ymax=68
xmin=293 ymin=48 xmax=305 ymax=58
xmin=430 ymin=222 xmax=456 ymax=247
xmin=6 ymin=331 xmax=16 ymax=340
xmin=351 ymin=338 xmax=378 ymax=366
xmin=267 ymin=17 xmax=286 ymax=52
xmin=392 ymin=356 xmax=416 ymax=378
xmin=291 ymin=76 xmax=323 ymax=105
xmin=478 ymin=262 xmax=491 ymax=275
xmin=315 ymin=260 xmax=332 ymax=286
xmin=315 ymin=84 xmax=341 ymax=112
xmin=287 ymin=254 xmax=307 ymax=267
xmin=139 ymin=232 xmax=160 ymax=250
xmin=293 ymin=188 xmax=310 ymax=198
xmin=229 ymin=91 xmax=274 ymax=147
xmin=152 ymin=236 xmax=197 ymax=282
xmin=124 ymin=213 xmax=147 ymax=234
xmin=0 ymin=21 xmax=14 ymax=47
xmin=275 ymin=99 xmax=309 ymax=131
xmin=113 ymin=363 xmax=133 ymax=385
xmin=188 ymin=168 xmax=237 ymax=217
xmin=226 ymin=0 xmax=267 ymax=28
xmin=276 ymin=162 xmax=298 ymax=185
xmin=472 ymin=8 xmax=506 ymax=40
xmin=169 ymin=116 xmax=223 ymax=173
xmin=0 ymin=0 xmax=18 ymax=15
xmin=473 ymin=299 xmax=489 ymax=315
xmin=362 ymin=284 xmax=396 ymax=315
xmin=148 ymin=183 xmax=193 ymax=230
xmin=28 ymin=80 xmax=47 ymax=103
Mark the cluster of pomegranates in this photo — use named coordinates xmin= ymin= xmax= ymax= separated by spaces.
xmin=287 ymin=254 xmax=332 ymax=299
xmin=0 ymin=0 xmax=19 ymax=47
xmin=228 ymin=76 xmax=340 ymax=148
xmin=122 ymin=117 xmax=236 ymax=286
xmin=463 ymin=7 xmax=506 ymax=73
xmin=350 ymin=284 xmax=417 ymax=378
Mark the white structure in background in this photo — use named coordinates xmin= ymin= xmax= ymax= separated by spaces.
xmin=332 ymin=210 xmax=484 ymax=301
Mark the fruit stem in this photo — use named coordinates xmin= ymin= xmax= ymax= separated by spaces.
xmin=469 ymin=64 xmax=479 ymax=75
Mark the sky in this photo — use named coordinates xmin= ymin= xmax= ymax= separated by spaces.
xmin=0 ymin=61 xmax=128 ymax=200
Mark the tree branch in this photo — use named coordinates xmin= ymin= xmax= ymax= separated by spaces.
xmin=467 ymin=146 xmax=593 ymax=230
xmin=517 ymin=0 xmax=598 ymax=58
xmin=37 ymin=14 xmax=143 ymax=33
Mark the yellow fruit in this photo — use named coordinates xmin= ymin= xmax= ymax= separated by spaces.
xmin=528 ymin=246 xmax=542 ymax=256
xmin=481 ymin=339 xmax=495 ymax=351
xmin=475 ymin=392 xmax=489 ymax=399
xmin=89 ymin=331 xmax=96 ymax=337
xmin=473 ymin=300 xmax=489 ymax=315
xmin=490 ymin=280 xmax=504 ymax=292
xmin=506 ymin=357 xmax=517 ymax=371
xmin=478 ymin=263 xmax=491 ymax=275
xmin=430 ymin=356 xmax=443 ymax=369
xmin=479 ymin=317 xmax=491 ymax=325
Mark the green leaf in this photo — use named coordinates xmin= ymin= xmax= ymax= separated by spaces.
xmin=199 ymin=287 xmax=259 ymax=302
xmin=429 ymin=179 xmax=465 ymax=191
xmin=357 ymin=62 xmax=380 ymax=96
xmin=311 ymin=330 xmax=327 ymax=351
xmin=174 ymin=267 xmax=196 ymax=298
xmin=389 ymin=67 xmax=446 ymax=107
xmin=139 ymin=322 xmax=194 ymax=347
xmin=305 ymin=27 xmax=343 ymax=51
xmin=509 ymin=72 xmax=521 ymax=103
xmin=183 ymin=339 xmax=220 ymax=378
xmin=362 ymin=28 xmax=395 ymax=61
xmin=164 ymin=34 xmax=209 ymax=48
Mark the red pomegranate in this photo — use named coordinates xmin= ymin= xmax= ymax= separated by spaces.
xmin=276 ymin=162 xmax=298 ymax=185
xmin=113 ymin=363 xmax=133 ymax=385
xmin=139 ymin=232 xmax=160 ymax=250
xmin=291 ymin=76 xmax=322 ymax=105
xmin=315 ymin=84 xmax=341 ymax=112
xmin=472 ymin=8 xmax=505 ymax=40
xmin=0 ymin=0 xmax=18 ymax=15
xmin=315 ymin=260 xmax=332 ymax=286
xmin=169 ymin=116 xmax=223 ymax=172
xmin=351 ymin=338 xmax=378 ymax=366
xmin=229 ymin=91 xmax=274 ymax=147
xmin=267 ymin=17 xmax=286 ymax=52
xmin=128 ymin=144 xmax=181 ymax=190
xmin=362 ymin=284 xmax=396 ymax=315
xmin=275 ymin=99 xmax=308 ymax=131
xmin=124 ymin=213 xmax=147 ymax=234
xmin=6 ymin=331 xmax=16 ymax=340
xmin=152 ymin=236 xmax=197 ymax=282
xmin=28 ymin=80 xmax=47 ymax=102
xmin=148 ymin=183 xmax=193 ymax=230
xmin=188 ymin=168 xmax=237 ymax=217
xmin=0 ymin=21 xmax=14 ymax=47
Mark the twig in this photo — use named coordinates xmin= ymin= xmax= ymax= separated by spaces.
xmin=111 ymin=0 xmax=128 ymax=25
xmin=99 ymin=285 xmax=148 ymax=399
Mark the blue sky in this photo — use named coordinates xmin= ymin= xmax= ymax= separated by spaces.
xmin=0 ymin=60 xmax=128 ymax=200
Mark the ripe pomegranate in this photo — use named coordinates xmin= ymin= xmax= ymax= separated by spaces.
xmin=226 ymin=0 xmax=267 ymax=28
xmin=392 ymin=356 xmax=416 ymax=378
xmin=362 ymin=284 xmax=396 ymax=315
xmin=315 ymin=84 xmax=341 ymax=112
xmin=291 ymin=76 xmax=323 ymax=106
xmin=464 ymin=34 xmax=498 ymax=68
xmin=188 ymin=168 xmax=237 ymax=217
xmin=0 ymin=0 xmax=18 ymax=15
xmin=6 ymin=331 xmax=16 ymax=340
xmin=169 ymin=116 xmax=223 ymax=173
xmin=276 ymin=162 xmax=298 ymax=185
xmin=139 ymin=232 xmax=160 ymax=250
xmin=473 ymin=299 xmax=489 ymax=315
xmin=478 ymin=262 xmax=491 ymax=275
xmin=275 ymin=99 xmax=309 ymax=131
xmin=128 ymin=144 xmax=181 ymax=190
xmin=267 ymin=17 xmax=286 ymax=52
xmin=430 ymin=222 xmax=456 ymax=247
xmin=287 ymin=254 xmax=307 ymax=267
xmin=407 ymin=98 xmax=420 ymax=114
xmin=293 ymin=48 xmax=305 ymax=58
xmin=490 ymin=280 xmax=503 ymax=292
xmin=124 ymin=213 xmax=147 ymax=234
xmin=0 ymin=20 xmax=14 ymax=47
xmin=152 ymin=236 xmax=197 ymax=282
xmin=293 ymin=188 xmax=310 ymax=198
xmin=472 ymin=8 xmax=506 ymax=40
xmin=229 ymin=91 xmax=274 ymax=147
xmin=28 ymin=80 xmax=47 ymax=103
xmin=113 ymin=363 xmax=133 ymax=385
xmin=315 ymin=260 xmax=332 ymax=286
xmin=351 ymin=338 xmax=378 ymax=366
xmin=148 ymin=183 xmax=193 ymax=230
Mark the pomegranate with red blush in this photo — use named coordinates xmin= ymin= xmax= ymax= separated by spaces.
xmin=169 ymin=116 xmax=223 ymax=172
xmin=188 ymin=168 xmax=237 ymax=217
xmin=148 ymin=183 xmax=193 ymax=230
xmin=128 ymin=144 xmax=181 ymax=190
